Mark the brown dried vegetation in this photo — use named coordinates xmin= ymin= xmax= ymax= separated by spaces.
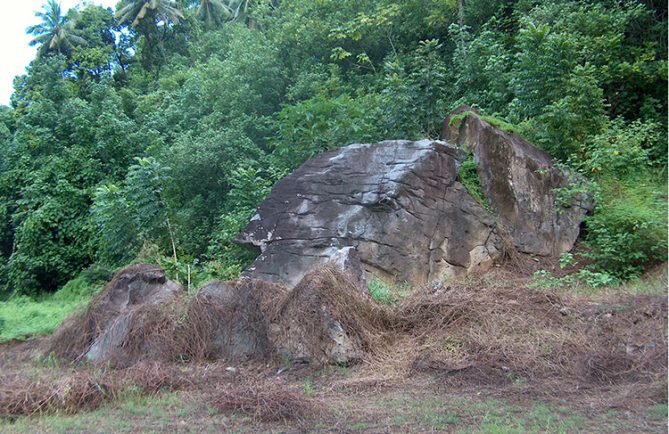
xmin=0 ymin=361 xmax=196 ymax=417
xmin=44 ymin=264 xmax=169 ymax=363
xmin=270 ymin=266 xmax=393 ymax=364
xmin=388 ymin=274 xmax=667 ymax=396
xmin=0 ymin=372 xmax=111 ymax=417
xmin=211 ymin=380 xmax=321 ymax=423
xmin=2 ymin=266 xmax=666 ymax=420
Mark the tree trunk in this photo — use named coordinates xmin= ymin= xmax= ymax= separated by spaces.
xmin=458 ymin=0 xmax=465 ymax=26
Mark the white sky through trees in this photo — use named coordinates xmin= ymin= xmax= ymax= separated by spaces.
xmin=0 ymin=0 xmax=118 ymax=106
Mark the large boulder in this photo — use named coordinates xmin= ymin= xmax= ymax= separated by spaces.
xmin=441 ymin=106 xmax=592 ymax=256
xmin=237 ymin=139 xmax=500 ymax=288
xmin=237 ymin=108 xmax=591 ymax=288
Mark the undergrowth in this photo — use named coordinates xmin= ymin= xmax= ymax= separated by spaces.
xmin=448 ymin=110 xmax=526 ymax=137
xmin=368 ymin=278 xmax=410 ymax=305
xmin=457 ymin=154 xmax=492 ymax=212
xmin=0 ymin=297 xmax=87 ymax=343
xmin=583 ymin=176 xmax=668 ymax=279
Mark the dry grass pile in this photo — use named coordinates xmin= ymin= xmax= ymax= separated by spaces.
xmin=106 ymin=279 xmax=288 ymax=367
xmin=211 ymin=380 xmax=320 ymax=422
xmin=270 ymin=266 xmax=393 ymax=364
xmin=43 ymin=265 xmax=289 ymax=368
xmin=102 ymin=298 xmax=188 ymax=368
xmin=383 ymin=274 xmax=667 ymax=394
xmin=116 ymin=361 xmax=193 ymax=394
xmin=0 ymin=361 xmax=196 ymax=417
xmin=32 ymin=263 xmax=666 ymax=413
xmin=579 ymin=294 xmax=667 ymax=386
xmin=180 ymin=279 xmax=288 ymax=361
xmin=0 ymin=372 xmax=112 ymax=417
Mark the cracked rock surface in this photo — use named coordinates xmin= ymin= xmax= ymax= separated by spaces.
xmin=237 ymin=139 xmax=500 ymax=287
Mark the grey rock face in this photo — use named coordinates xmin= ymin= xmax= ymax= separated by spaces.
xmin=329 ymin=246 xmax=367 ymax=291
xmin=237 ymin=108 xmax=590 ymax=289
xmin=237 ymin=139 xmax=500 ymax=288
xmin=440 ymin=106 xmax=592 ymax=256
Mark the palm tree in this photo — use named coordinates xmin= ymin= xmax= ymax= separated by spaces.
xmin=116 ymin=0 xmax=185 ymax=72
xmin=226 ymin=0 xmax=250 ymax=23
xmin=196 ymin=0 xmax=231 ymax=29
xmin=116 ymin=0 xmax=184 ymax=28
xmin=27 ymin=0 xmax=86 ymax=57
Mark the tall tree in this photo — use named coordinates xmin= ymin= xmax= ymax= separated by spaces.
xmin=27 ymin=0 xmax=86 ymax=57
xmin=116 ymin=0 xmax=184 ymax=72
xmin=224 ymin=0 xmax=251 ymax=22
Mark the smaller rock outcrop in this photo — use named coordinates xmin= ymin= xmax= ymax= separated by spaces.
xmin=85 ymin=266 xmax=182 ymax=364
xmin=269 ymin=266 xmax=389 ymax=365
xmin=193 ymin=279 xmax=287 ymax=361
xmin=47 ymin=264 xmax=386 ymax=367
xmin=46 ymin=264 xmax=182 ymax=365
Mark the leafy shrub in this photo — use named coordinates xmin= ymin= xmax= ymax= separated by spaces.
xmin=54 ymin=277 xmax=99 ymax=302
xmin=559 ymin=252 xmax=575 ymax=269
xmin=78 ymin=264 xmax=114 ymax=284
xmin=272 ymin=94 xmax=377 ymax=172
xmin=580 ymin=118 xmax=661 ymax=177
xmin=207 ymin=166 xmax=274 ymax=279
xmin=584 ymin=178 xmax=667 ymax=279
xmin=575 ymin=269 xmax=618 ymax=288
xmin=52 ymin=265 xmax=111 ymax=302
xmin=527 ymin=270 xmax=574 ymax=290
xmin=528 ymin=269 xmax=618 ymax=290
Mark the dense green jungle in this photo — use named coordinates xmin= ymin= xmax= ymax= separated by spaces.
xmin=0 ymin=0 xmax=666 ymax=341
